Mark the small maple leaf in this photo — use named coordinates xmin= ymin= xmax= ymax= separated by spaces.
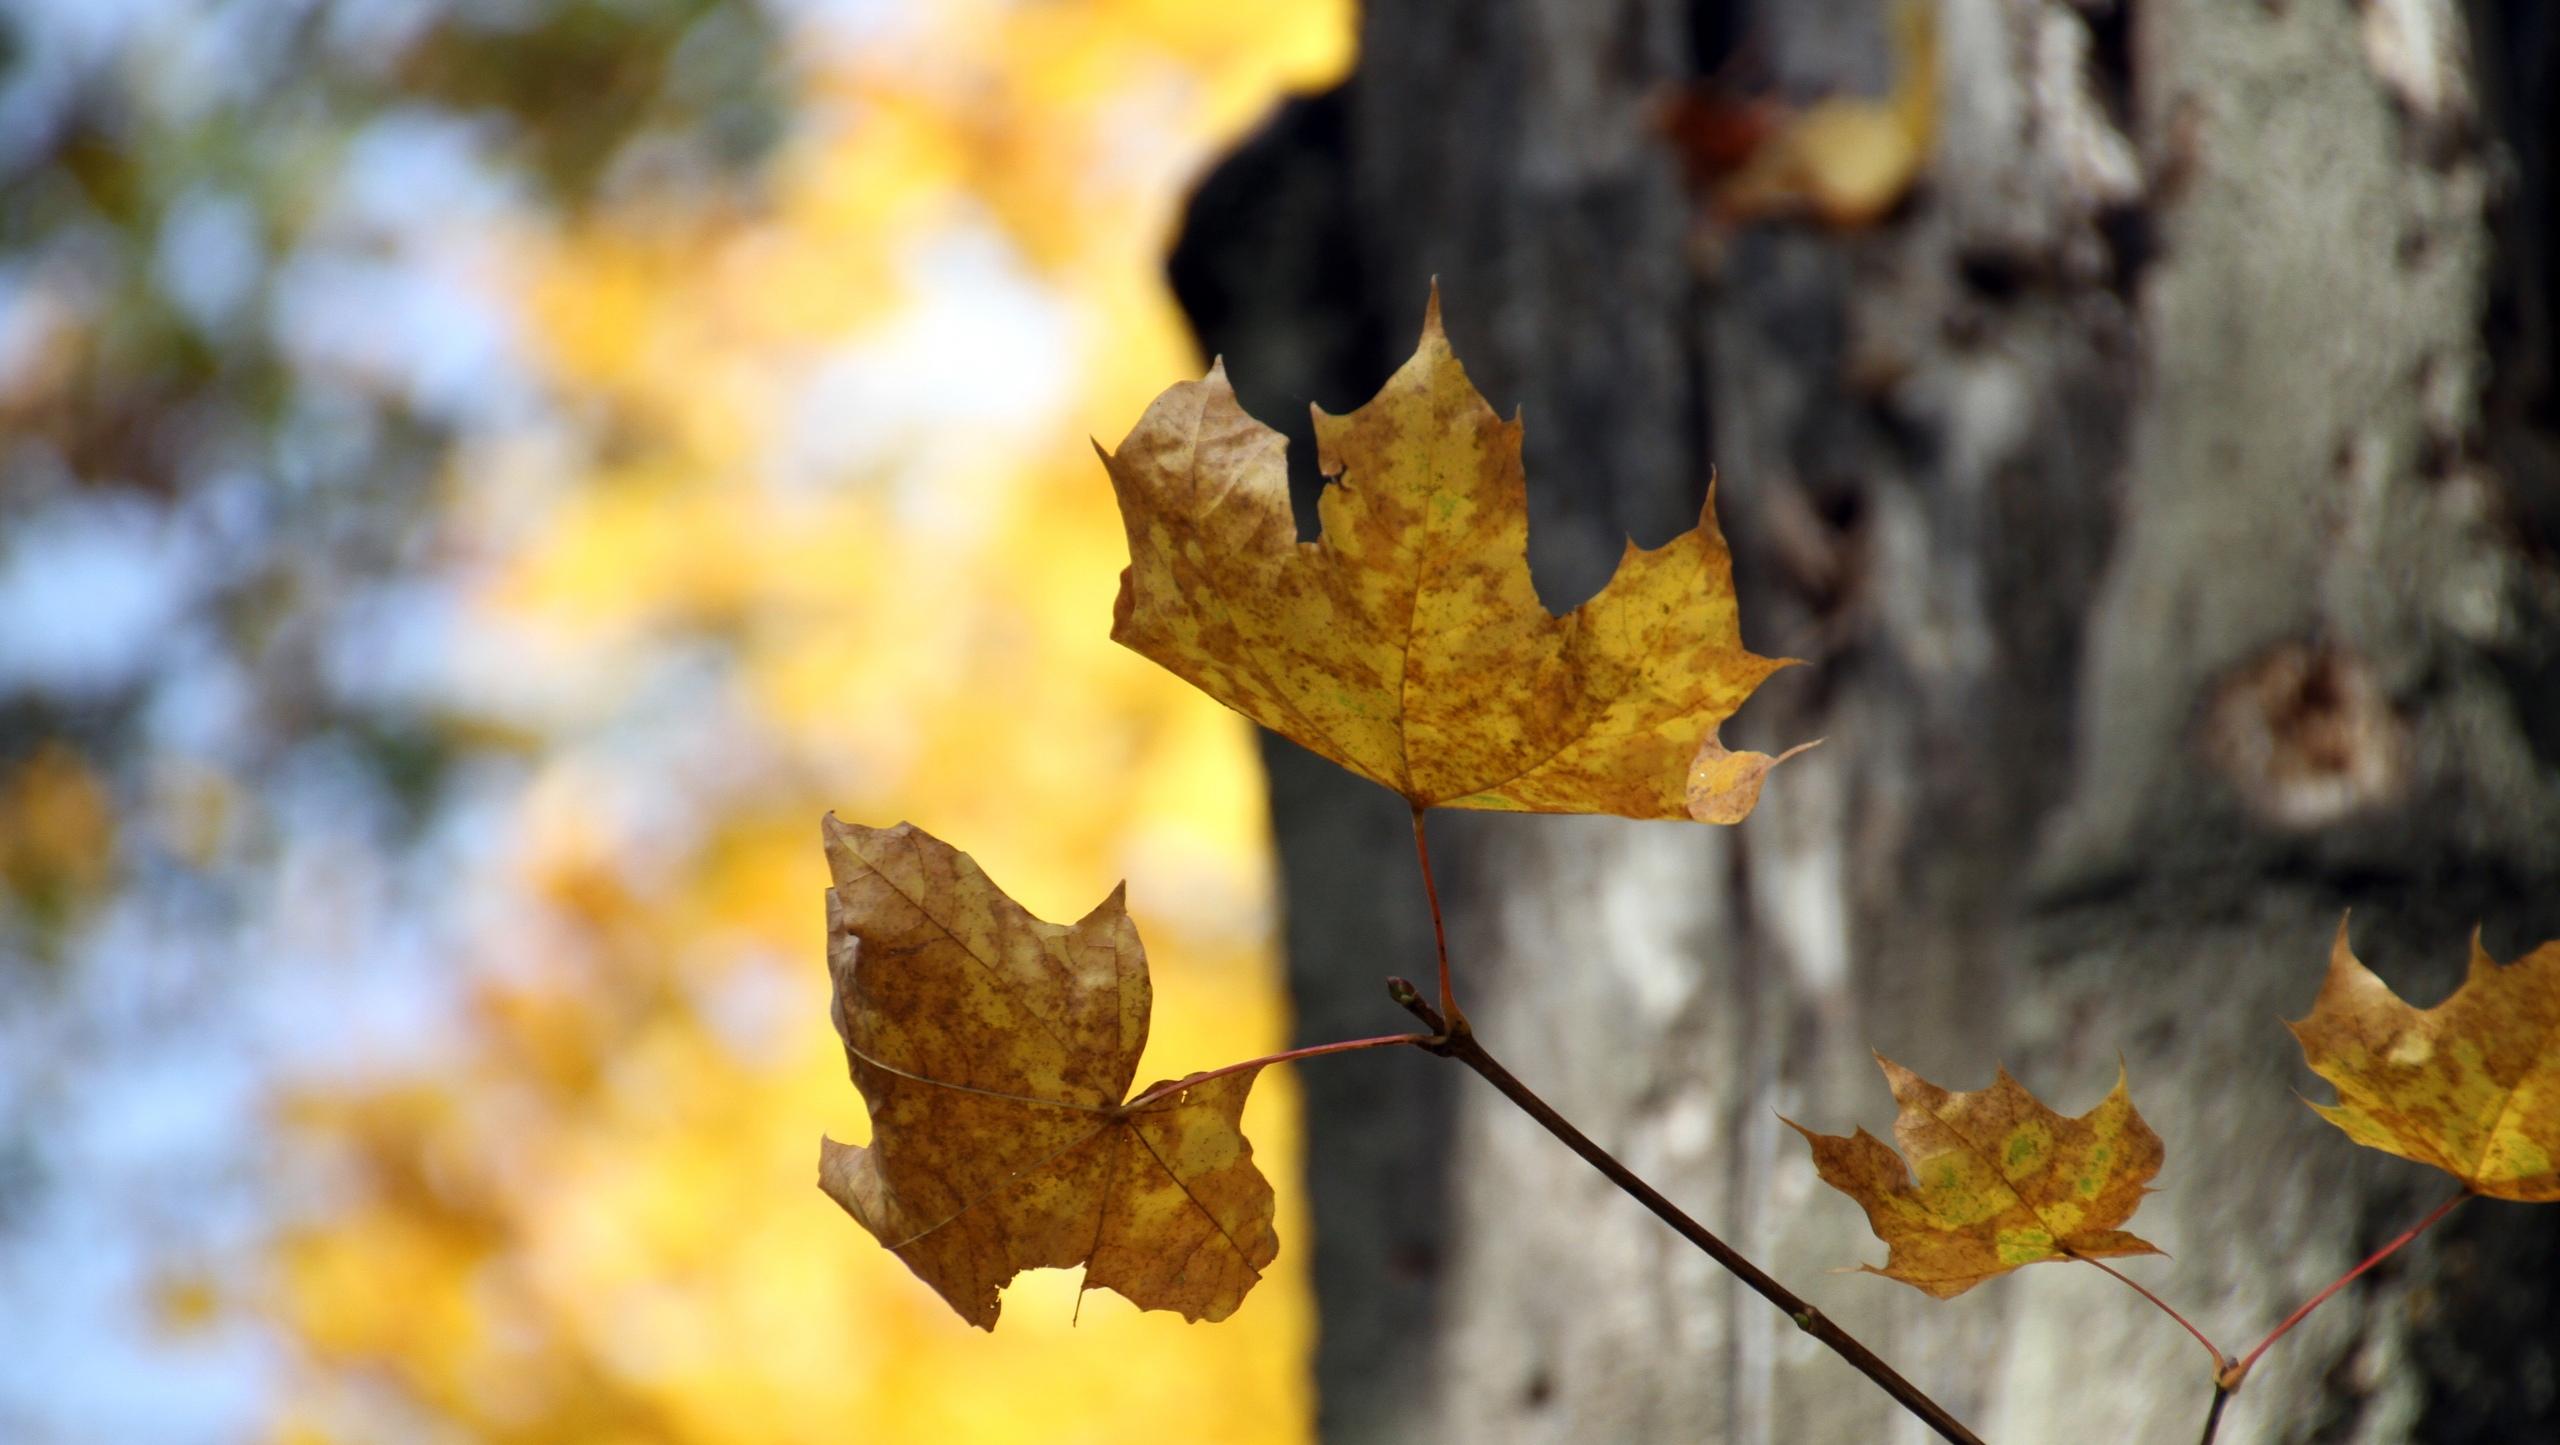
xmin=1791 ymin=1055 xmax=2165 ymax=1299
xmin=1100 ymin=289 xmax=1800 ymax=822
xmin=2289 ymin=920 xmax=2560 ymax=1202
xmin=818 ymin=815 xmax=1277 ymax=1328
xmin=1678 ymin=0 xmax=1938 ymax=229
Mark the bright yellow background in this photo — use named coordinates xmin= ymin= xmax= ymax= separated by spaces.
xmin=256 ymin=5 xmax=1352 ymax=1439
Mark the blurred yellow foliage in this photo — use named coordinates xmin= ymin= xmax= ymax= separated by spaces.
xmin=0 ymin=741 xmax=116 ymax=923
xmin=270 ymin=2 xmax=1352 ymax=1440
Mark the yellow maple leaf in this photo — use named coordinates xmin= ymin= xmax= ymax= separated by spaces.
xmin=2290 ymin=920 xmax=2560 ymax=1201
xmin=1707 ymin=0 xmax=1937 ymax=229
xmin=1099 ymin=291 xmax=1798 ymax=821
xmin=1791 ymin=1056 xmax=2165 ymax=1299
xmin=819 ymin=815 xmax=1278 ymax=1328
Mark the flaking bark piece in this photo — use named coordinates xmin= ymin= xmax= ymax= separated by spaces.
xmin=1790 ymin=1055 xmax=2165 ymax=1299
xmin=1099 ymin=288 xmax=1802 ymax=822
xmin=818 ymin=815 xmax=1276 ymax=1328
xmin=2290 ymin=920 xmax=2560 ymax=1201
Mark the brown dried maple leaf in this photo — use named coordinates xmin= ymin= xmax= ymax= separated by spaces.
xmin=1099 ymin=289 xmax=1803 ymax=823
xmin=1792 ymin=1055 xmax=2165 ymax=1299
xmin=2290 ymin=920 xmax=2560 ymax=1202
xmin=818 ymin=815 xmax=1277 ymax=1327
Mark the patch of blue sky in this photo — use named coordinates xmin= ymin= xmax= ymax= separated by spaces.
xmin=138 ymin=635 xmax=258 ymax=765
xmin=321 ymin=577 xmax=467 ymax=712
xmin=773 ymin=219 xmax=1074 ymax=525
xmin=332 ymin=107 xmax=528 ymax=238
xmin=0 ymin=1178 xmax=281 ymax=1445
xmin=212 ymin=741 xmax=482 ymax=1081
xmin=763 ymin=0 xmax=905 ymax=69
xmin=154 ymin=186 xmax=268 ymax=334
xmin=0 ymin=888 xmax=287 ymax=1443
xmin=268 ymin=247 xmax=533 ymax=428
xmin=0 ymin=492 xmax=211 ymax=701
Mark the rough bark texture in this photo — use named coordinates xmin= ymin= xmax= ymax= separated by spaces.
xmin=1172 ymin=2 xmax=2560 ymax=1441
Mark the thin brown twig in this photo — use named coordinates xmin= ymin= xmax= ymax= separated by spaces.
xmin=1386 ymin=977 xmax=1985 ymax=1445
xmin=2195 ymin=1383 xmax=2233 ymax=1445
xmin=2065 ymin=1249 xmax=2225 ymax=1373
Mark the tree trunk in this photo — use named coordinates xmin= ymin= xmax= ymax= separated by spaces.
xmin=1171 ymin=2 xmax=2560 ymax=1442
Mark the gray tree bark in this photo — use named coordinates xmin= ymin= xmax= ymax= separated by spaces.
xmin=1172 ymin=2 xmax=2560 ymax=1441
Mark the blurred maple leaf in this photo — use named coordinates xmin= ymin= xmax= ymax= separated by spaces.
xmin=0 ymin=742 xmax=115 ymax=935
xmin=2290 ymin=921 xmax=2560 ymax=1201
xmin=1792 ymin=1055 xmax=2164 ymax=1298
xmin=821 ymin=816 xmax=1277 ymax=1328
xmin=1100 ymin=290 xmax=1802 ymax=822
xmin=1661 ymin=0 xmax=1937 ymax=229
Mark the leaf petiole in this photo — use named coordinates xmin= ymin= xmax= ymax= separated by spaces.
xmin=1409 ymin=806 xmax=1464 ymax=1029
xmin=2066 ymin=1250 xmax=2225 ymax=1374
xmin=1119 ymin=1032 xmax=1434 ymax=1113
xmin=2224 ymin=1186 xmax=2471 ymax=1388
